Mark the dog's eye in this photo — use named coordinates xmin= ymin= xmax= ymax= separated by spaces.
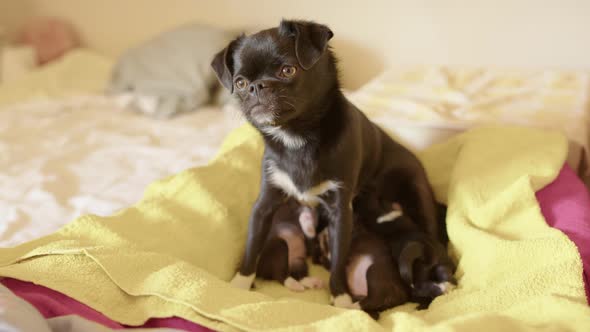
xmin=280 ymin=65 xmax=297 ymax=78
xmin=235 ymin=78 xmax=248 ymax=90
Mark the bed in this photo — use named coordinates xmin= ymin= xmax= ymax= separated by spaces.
xmin=1 ymin=50 xmax=590 ymax=331
xmin=0 ymin=50 xmax=243 ymax=247
xmin=0 ymin=98 xmax=242 ymax=247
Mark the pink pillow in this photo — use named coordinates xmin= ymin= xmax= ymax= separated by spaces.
xmin=17 ymin=17 xmax=80 ymax=65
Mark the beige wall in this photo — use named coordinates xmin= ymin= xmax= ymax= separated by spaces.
xmin=0 ymin=1 xmax=33 ymax=36
xmin=4 ymin=0 xmax=590 ymax=89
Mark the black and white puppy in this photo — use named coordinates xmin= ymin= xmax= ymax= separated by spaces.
xmin=354 ymin=194 xmax=457 ymax=309
xmin=315 ymin=222 xmax=410 ymax=319
xmin=256 ymin=198 xmax=324 ymax=291
xmin=211 ymin=20 xmax=439 ymax=307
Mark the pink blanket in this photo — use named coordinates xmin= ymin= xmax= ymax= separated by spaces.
xmin=3 ymin=165 xmax=589 ymax=331
xmin=536 ymin=165 xmax=590 ymax=301
xmin=1 ymin=277 xmax=211 ymax=331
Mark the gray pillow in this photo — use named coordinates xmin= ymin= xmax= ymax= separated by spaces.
xmin=108 ymin=23 xmax=237 ymax=118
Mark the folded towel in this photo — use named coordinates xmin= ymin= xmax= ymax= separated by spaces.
xmin=1 ymin=125 xmax=589 ymax=331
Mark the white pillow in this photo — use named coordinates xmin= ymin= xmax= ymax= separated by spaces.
xmin=108 ymin=23 xmax=237 ymax=118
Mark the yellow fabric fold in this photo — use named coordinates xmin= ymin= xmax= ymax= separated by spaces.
xmin=1 ymin=124 xmax=589 ymax=331
xmin=0 ymin=49 xmax=112 ymax=108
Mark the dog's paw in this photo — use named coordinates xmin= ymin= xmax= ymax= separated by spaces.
xmin=230 ymin=273 xmax=255 ymax=290
xmin=331 ymin=293 xmax=357 ymax=308
xmin=300 ymin=276 xmax=324 ymax=289
xmin=436 ymin=281 xmax=456 ymax=294
xmin=284 ymin=277 xmax=305 ymax=292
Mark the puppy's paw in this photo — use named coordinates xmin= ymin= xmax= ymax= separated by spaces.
xmin=436 ymin=281 xmax=456 ymax=294
xmin=331 ymin=293 xmax=356 ymax=308
xmin=300 ymin=276 xmax=324 ymax=289
xmin=284 ymin=277 xmax=305 ymax=292
xmin=230 ymin=273 xmax=255 ymax=290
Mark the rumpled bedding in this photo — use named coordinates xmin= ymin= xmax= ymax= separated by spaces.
xmin=0 ymin=123 xmax=589 ymax=331
xmin=349 ymin=66 xmax=590 ymax=180
xmin=2 ymin=49 xmax=590 ymax=332
xmin=2 ymin=163 xmax=590 ymax=332
xmin=0 ymin=50 xmax=242 ymax=247
xmin=1 ymin=278 xmax=207 ymax=332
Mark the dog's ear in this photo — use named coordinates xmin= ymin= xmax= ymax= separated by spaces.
xmin=279 ymin=20 xmax=334 ymax=70
xmin=211 ymin=37 xmax=240 ymax=93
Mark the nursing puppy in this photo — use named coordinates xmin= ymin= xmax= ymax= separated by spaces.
xmin=211 ymin=20 xmax=439 ymax=307
xmin=315 ymin=222 xmax=409 ymax=319
xmin=393 ymin=231 xmax=457 ymax=309
xmin=256 ymin=199 xmax=324 ymax=291
xmin=354 ymin=194 xmax=456 ymax=309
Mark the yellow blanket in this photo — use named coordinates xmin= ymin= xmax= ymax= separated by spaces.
xmin=0 ymin=49 xmax=111 ymax=108
xmin=1 ymin=124 xmax=589 ymax=331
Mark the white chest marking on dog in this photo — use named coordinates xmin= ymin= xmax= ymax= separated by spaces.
xmin=377 ymin=203 xmax=404 ymax=223
xmin=261 ymin=126 xmax=307 ymax=149
xmin=267 ymin=161 xmax=340 ymax=206
xmin=376 ymin=210 xmax=404 ymax=223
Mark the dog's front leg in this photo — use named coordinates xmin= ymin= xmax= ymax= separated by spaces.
xmin=324 ymin=190 xmax=355 ymax=308
xmin=231 ymin=181 xmax=282 ymax=290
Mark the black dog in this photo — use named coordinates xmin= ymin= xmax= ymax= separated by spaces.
xmin=211 ymin=20 xmax=439 ymax=307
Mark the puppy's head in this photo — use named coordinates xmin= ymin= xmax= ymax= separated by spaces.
xmin=398 ymin=239 xmax=457 ymax=309
xmin=211 ymin=20 xmax=335 ymax=127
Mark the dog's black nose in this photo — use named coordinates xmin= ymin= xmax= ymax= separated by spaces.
xmin=248 ymin=81 xmax=268 ymax=96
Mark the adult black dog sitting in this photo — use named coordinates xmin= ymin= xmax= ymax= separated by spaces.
xmin=211 ymin=19 xmax=440 ymax=308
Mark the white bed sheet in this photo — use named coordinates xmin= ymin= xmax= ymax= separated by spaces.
xmin=0 ymin=96 xmax=243 ymax=247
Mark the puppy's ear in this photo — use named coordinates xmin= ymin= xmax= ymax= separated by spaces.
xmin=280 ymin=20 xmax=334 ymax=70
xmin=211 ymin=37 xmax=240 ymax=93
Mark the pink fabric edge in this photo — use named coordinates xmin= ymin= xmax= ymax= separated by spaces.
xmin=0 ymin=278 xmax=213 ymax=331
xmin=536 ymin=164 xmax=590 ymax=303
xmin=2 ymin=164 xmax=589 ymax=330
